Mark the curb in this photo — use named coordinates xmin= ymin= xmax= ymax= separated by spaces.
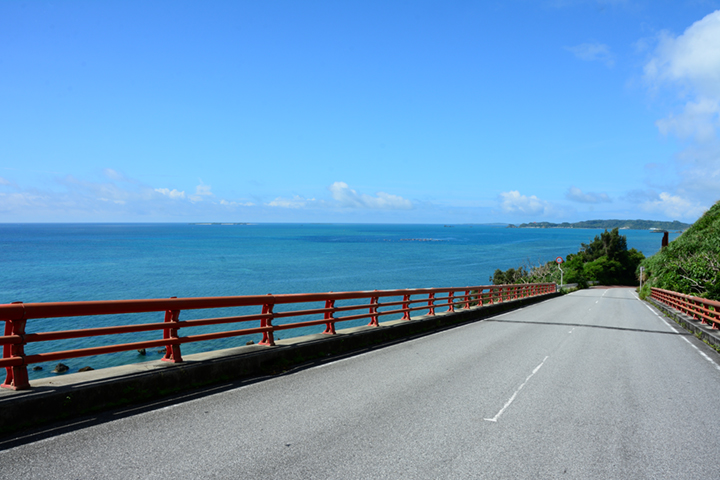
xmin=647 ymin=297 xmax=720 ymax=351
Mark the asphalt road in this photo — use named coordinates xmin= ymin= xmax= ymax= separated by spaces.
xmin=3 ymin=288 xmax=720 ymax=479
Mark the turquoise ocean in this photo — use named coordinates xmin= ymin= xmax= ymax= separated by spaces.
xmin=1 ymin=223 xmax=679 ymax=380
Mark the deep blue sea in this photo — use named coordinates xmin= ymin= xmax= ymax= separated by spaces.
xmin=1 ymin=223 xmax=679 ymax=380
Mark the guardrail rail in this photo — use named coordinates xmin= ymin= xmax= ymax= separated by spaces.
xmin=2 ymin=283 xmax=556 ymax=390
xmin=651 ymin=287 xmax=720 ymax=329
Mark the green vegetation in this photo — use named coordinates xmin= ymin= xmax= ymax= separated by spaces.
xmin=492 ymin=228 xmax=644 ymax=287
xmin=640 ymin=201 xmax=720 ymax=300
xmin=510 ymin=219 xmax=690 ymax=230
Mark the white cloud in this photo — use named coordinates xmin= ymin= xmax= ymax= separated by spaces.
xmin=190 ymin=180 xmax=213 ymax=201
xmin=0 ymin=177 xmax=12 ymax=186
xmin=499 ymin=191 xmax=551 ymax=215
xmin=220 ymin=199 xmax=255 ymax=207
xmin=2 ymin=172 xmax=418 ymax=221
xmin=264 ymin=182 xmax=412 ymax=211
xmin=643 ymin=10 xmax=720 ymax=211
xmin=645 ymin=11 xmax=720 ymax=97
xmin=155 ymin=188 xmax=186 ymax=199
xmin=644 ymin=11 xmax=720 ymax=142
xmin=328 ymin=181 xmax=413 ymax=210
xmin=565 ymin=42 xmax=614 ymax=67
xmin=655 ymin=97 xmax=720 ymax=142
xmin=565 ymin=186 xmax=611 ymax=204
xmin=640 ymin=192 xmax=707 ymax=220
xmin=267 ymin=195 xmax=312 ymax=209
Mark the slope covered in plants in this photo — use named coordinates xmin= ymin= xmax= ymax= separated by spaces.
xmin=641 ymin=200 xmax=720 ymax=300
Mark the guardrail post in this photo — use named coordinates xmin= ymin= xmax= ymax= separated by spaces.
xmin=427 ymin=293 xmax=436 ymax=316
xmin=401 ymin=294 xmax=411 ymax=320
xmin=162 ymin=304 xmax=183 ymax=363
xmin=2 ymin=302 xmax=30 ymax=390
xmin=447 ymin=291 xmax=455 ymax=312
xmin=693 ymin=298 xmax=705 ymax=324
xmin=259 ymin=296 xmax=275 ymax=346
xmin=323 ymin=299 xmax=337 ymax=334
xmin=368 ymin=294 xmax=379 ymax=327
xmin=464 ymin=289 xmax=470 ymax=309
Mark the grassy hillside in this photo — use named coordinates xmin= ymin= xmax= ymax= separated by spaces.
xmin=641 ymin=201 xmax=720 ymax=300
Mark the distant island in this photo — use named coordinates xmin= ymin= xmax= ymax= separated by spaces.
xmin=508 ymin=219 xmax=691 ymax=230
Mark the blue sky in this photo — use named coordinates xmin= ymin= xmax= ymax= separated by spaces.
xmin=2 ymin=0 xmax=719 ymax=223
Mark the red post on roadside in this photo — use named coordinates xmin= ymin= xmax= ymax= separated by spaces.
xmin=401 ymin=294 xmax=411 ymax=320
xmin=162 ymin=302 xmax=183 ymax=363
xmin=322 ymin=299 xmax=336 ymax=334
xmin=2 ymin=302 xmax=30 ymax=390
xmin=259 ymin=295 xmax=275 ymax=346
xmin=368 ymin=295 xmax=379 ymax=327
xmin=427 ymin=293 xmax=436 ymax=316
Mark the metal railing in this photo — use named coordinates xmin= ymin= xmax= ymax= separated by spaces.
xmin=1 ymin=283 xmax=556 ymax=390
xmin=651 ymin=288 xmax=720 ymax=329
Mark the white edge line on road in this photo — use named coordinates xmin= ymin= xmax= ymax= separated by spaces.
xmin=484 ymin=355 xmax=549 ymax=423
xmin=633 ymin=292 xmax=720 ymax=372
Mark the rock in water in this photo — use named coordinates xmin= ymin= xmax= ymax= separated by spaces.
xmin=246 ymin=340 xmax=254 ymax=345
xmin=52 ymin=363 xmax=69 ymax=374
xmin=137 ymin=349 xmax=147 ymax=355
xmin=32 ymin=366 xmax=43 ymax=371
xmin=78 ymin=366 xmax=94 ymax=372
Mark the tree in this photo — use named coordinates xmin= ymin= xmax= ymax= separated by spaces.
xmin=492 ymin=228 xmax=644 ymax=287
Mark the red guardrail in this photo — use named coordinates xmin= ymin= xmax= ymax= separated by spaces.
xmin=651 ymin=288 xmax=720 ymax=329
xmin=1 ymin=283 xmax=556 ymax=390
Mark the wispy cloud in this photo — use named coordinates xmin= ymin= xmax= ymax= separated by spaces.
xmin=565 ymin=186 xmax=611 ymax=204
xmin=0 ymin=172 xmax=415 ymax=221
xmin=565 ymin=42 xmax=614 ymax=67
xmin=0 ymin=170 xmax=258 ymax=221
